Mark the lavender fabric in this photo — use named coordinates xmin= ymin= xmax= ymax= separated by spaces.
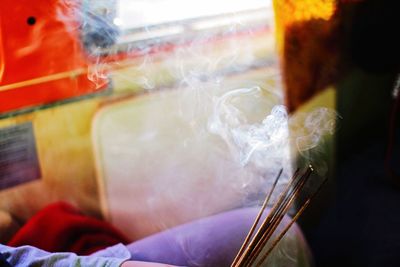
xmin=127 ymin=207 xmax=311 ymax=267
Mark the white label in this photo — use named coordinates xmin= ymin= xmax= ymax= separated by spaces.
xmin=0 ymin=122 xmax=41 ymax=190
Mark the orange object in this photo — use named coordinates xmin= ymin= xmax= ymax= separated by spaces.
xmin=273 ymin=0 xmax=341 ymax=112
xmin=0 ymin=0 xmax=107 ymax=113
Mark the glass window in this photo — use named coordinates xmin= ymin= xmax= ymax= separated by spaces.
xmin=82 ymin=0 xmax=273 ymax=47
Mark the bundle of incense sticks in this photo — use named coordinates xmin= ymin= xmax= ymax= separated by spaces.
xmin=231 ymin=165 xmax=327 ymax=267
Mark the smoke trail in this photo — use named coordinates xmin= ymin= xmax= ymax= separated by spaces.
xmin=56 ymin=1 xmax=329 ymax=264
xmin=208 ymin=86 xmax=340 ymax=201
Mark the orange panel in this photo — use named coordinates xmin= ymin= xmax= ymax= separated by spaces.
xmin=274 ymin=0 xmax=340 ymax=112
xmin=0 ymin=0 xmax=107 ymax=113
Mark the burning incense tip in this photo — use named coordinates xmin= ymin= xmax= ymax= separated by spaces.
xmin=308 ymin=164 xmax=314 ymax=171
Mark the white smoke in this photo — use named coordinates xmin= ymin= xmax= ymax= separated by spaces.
xmin=208 ymin=86 xmax=339 ymax=198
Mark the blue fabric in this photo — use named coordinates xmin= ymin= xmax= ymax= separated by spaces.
xmin=0 ymin=243 xmax=130 ymax=267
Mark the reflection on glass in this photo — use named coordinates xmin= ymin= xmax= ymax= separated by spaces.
xmin=82 ymin=0 xmax=273 ymax=47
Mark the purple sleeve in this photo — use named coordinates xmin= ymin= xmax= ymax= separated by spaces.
xmin=126 ymin=207 xmax=312 ymax=267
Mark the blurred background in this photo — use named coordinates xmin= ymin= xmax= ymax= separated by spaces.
xmin=1 ymin=0 xmax=399 ymax=266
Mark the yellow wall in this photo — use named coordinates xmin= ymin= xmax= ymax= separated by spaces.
xmin=0 ymin=98 xmax=102 ymax=220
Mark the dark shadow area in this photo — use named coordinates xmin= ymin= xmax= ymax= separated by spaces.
xmin=300 ymin=1 xmax=400 ymax=266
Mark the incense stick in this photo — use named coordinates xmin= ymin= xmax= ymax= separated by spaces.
xmin=254 ymin=178 xmax=327 ymax=267
xmin=255 ymin=199 xmax=310 ymax=267
xmin=243 ymin=167 xmax=312 ymax=266
xmin=232 ymin=164 xmax=322 ymax=267
xmin=231 ymin=168 xmax=283 ymax=267
xmin=234 ymin=167 xmax=305 ymax=266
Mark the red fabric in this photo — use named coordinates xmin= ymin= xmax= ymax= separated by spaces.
xmin=7 ymin=202 xmax=130 ymax=255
